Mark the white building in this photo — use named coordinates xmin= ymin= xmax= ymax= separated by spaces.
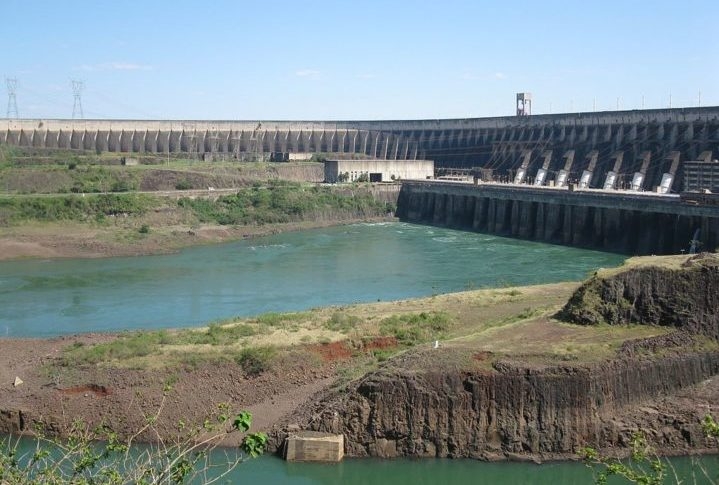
xmin=324 ymin=159 xmax=434 ymax=183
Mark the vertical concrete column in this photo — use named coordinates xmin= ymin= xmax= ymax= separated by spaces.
xmin=473 ymin=197 xmax=486 ymax=230
xmin=562 ymin=205 xmax=574 ymax=245
xmin=510 ymin=200 xmax=520 ymax=236
xmin=432 ymin=193 xmax=446 ymax=225
xmin=544 ymin=203 xmax=562 ymax=243
xmin=445 ymin=194 xmax=456 ymax=227
xmin=487 ymin=198 xmax=497 ymax=233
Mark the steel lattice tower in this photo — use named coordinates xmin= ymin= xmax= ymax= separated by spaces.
xmin=5 ymin=78 xmax=18 ymax=119
xmin=71 ymin=80 xmax=84 ymax=119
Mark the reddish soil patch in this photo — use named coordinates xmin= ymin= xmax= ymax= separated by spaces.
xmin=362 ymin=336 xmax=398 ymax=351
xmin=59 ymin=384 xmax=111 ymax=397
xmin=310 ymin=341 xmax=353 ymax=362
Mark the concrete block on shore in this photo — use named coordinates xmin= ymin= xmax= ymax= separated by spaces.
xmin=284 ymin=431 xmax=344 ymax=462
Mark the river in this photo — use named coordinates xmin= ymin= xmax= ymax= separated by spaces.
xmin=7 ymin=222 xmax=708 ymax=483
xmin=0 ymin=222 xmax=625 ymax=338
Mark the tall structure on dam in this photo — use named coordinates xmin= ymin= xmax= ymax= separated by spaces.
xmin=2 ymin=106 xmax=718 ymax=193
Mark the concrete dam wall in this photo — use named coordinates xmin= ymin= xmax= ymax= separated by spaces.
xmin=3 ymin=106 xmax=718 ymax=192
xmin=396 ymin=181 xmax=719 ymax=255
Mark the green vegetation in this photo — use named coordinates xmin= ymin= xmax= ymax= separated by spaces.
xmin=174 ymin=179 xmax=192 ymax=190
xmin=581 ymin=415 xmax=719 ymax=484
xmin=379 ymin=312 xmax=452 ymax=346
xmin=0 ymin=398 xmax=266 ymax=484
xmin=235 ymin=345 xmax=277 ymax=376
xmin=0 ymin=193 xmax=153 ymax=225
xmin=324 ymin=312 xmax=362 ymax=333
xmin=177 ymin=182 xmax=393 ymax=225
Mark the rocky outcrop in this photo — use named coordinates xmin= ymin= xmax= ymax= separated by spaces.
xmin=287 ymin=352 xmax=719 ymax=459
xmin=271 ymin=254 xmax=719 ymax=460
xmin=559 ymin=253 xmax=719 ymax=338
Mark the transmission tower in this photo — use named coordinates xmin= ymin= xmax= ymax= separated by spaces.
xmin=6 ymin=78 xmax=18 ymax=119
xmin=71 ymin=80 xmax=84 ymax=119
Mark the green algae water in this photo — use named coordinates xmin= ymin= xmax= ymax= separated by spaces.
xmin=6 ymin=436 xmax=718 ymax=485
xmin=222 ymin=455 xmax=719 ymax=484
xmin=0 ymin=222 xmax=625 ymax=338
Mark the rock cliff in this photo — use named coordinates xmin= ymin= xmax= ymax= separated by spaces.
xmin=559 ymin=253 xmax=719 ymax=338
xmin=276 ymin=254 xmax=719 ymax=459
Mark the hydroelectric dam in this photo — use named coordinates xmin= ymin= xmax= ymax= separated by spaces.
xmin=3 ymin=106 xmax=719 ymax=254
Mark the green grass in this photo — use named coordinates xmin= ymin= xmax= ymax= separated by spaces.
xmin=60 ymin=330 xmax=172 ymax=366
xmin=324 ymin=312 xmax=362 ymax=333
xmin=379 ymin=312 xmax=453 ymax=346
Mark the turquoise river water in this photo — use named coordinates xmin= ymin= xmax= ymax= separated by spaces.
xmin=0 ymin=222 xmax=625 ymax=338
xmin=3 ymin=222 xmax=717 ymax=483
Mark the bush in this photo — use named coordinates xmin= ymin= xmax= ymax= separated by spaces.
xmin=138 ymin=224 xmax=150 ymax=234
xmin=175 ymin=179 xmax=192 ymax=190
xmin=0 ymin=401 xmax=266 ymax=484
xmin=235 ymin=345 xmax=276 ymax=376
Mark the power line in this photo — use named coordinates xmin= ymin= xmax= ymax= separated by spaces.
xmin=71 ymin=80 xmax=84 ymax=119
xmin=6 ymin=78 xmax=18 ymax=118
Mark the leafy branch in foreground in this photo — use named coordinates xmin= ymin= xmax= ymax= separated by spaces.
xmin=0 ymin=394 xmax=267 ymax=484
xmin=581 ymin=414 xmax=719 ymax=485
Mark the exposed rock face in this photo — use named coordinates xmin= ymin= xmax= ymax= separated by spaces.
xmin=559 ymin=253 xmax=719 ymax=338
xmin=296 ymin=353 xmax=719 ymax=459
xmin=271 ymin=255 xmax=719 ymax=459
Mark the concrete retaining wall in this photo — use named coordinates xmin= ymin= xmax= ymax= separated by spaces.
xmin=396 ymin=180 xmax=719 ymax=255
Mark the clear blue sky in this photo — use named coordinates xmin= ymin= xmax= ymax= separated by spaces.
xmin=2 ymin=0 xmax=717 ymax=120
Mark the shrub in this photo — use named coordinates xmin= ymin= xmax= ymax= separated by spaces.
xmin=175 ymin=179 xmax=192 ymax=190
xmin=235 ymin=345 xmax=276 ymax=376
xmin=0 ymin=401 xmax=266 ymax=483
xmin=138 ymin=224 xmax=150 ymax=234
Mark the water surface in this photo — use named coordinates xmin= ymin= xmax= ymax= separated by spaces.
xmin=0 ymin=222 xmax=625 ymax=337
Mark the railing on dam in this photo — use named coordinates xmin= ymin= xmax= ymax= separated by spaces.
xmin=396 ymin=180 xmax=719 ymax=255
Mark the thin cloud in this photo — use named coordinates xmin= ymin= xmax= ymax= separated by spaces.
xmin=357 ymin=73 xmax=377 ymax=79
xmin=78 ymin=62 xmax=153 ymax=72
xmin=494 ymin=72 xmax=506 ymax=80
xmin=295 ymin=69 xmax=321 ymax=79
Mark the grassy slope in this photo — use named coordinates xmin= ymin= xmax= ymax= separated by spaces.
xmin=58 ymin=281 xmax=677 ymax=380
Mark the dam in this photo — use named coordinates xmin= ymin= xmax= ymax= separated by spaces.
xmin=3 ymin=106 xmax=719 ymax=191
xmin=3 ymin=107 xmax=719 ymax=254
xmin=396 ymin=180 xmax=719 ymax=255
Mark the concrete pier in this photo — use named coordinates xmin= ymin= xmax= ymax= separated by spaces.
xmin=396 ymin=180 xmax=719 ymax=255
xmin=284 ymin=431 xmax=344 ymax=462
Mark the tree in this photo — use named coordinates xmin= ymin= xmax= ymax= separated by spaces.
xmin=0 ymin=394 xmax=267 ymax=484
